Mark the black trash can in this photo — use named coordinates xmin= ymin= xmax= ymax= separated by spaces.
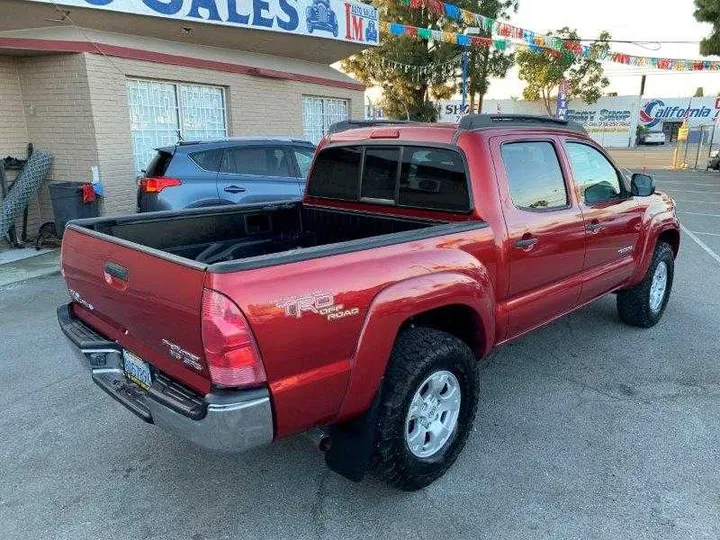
xmin=48 ymin=182 xmax=99 ymax=237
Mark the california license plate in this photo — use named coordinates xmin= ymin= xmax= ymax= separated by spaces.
xmin=123 ymin=350 xmax=152 ymax=390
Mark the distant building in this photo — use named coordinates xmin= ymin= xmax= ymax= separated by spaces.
xmin=437 ymin=95 xmax=720 ymax=148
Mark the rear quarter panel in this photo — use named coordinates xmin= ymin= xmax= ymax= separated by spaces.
xmin=206 ymin=225 xmax=497 ymax=437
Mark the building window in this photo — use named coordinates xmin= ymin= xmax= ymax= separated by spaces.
xmin=127 ymin=79 xmax=227 ymax=174
xmin=302 ymin=96 xmax=349 ymax=144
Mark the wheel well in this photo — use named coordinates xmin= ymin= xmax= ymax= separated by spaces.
xmin=658 ymin=229 xmax=680 ymax=258
xmin=402 ymin=304 xmax=485 ymax=358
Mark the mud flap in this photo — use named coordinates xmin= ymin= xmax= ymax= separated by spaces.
xmin=324 ymin=380 xmax=383 ymax=482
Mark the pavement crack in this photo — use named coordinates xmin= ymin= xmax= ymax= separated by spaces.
xmin=311 ymin=468 xmax=330 ymax=540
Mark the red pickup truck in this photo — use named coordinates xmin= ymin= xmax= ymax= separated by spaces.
xmin=58 ymin=115 xmax=680 ymax=490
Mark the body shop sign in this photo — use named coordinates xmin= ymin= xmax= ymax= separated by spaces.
xmin=566 ymin=108 xmax=632 ymax=133
xmin=29 ymin=0 xmax=379 ymax=45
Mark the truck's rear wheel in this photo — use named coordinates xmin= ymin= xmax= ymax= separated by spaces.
xmin=617 ymin=241 xmax=674 ymax=328
xmin=372 ymin=327 xmax=478 ymax=491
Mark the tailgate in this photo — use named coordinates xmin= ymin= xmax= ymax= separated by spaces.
xmin=61 ymin=226 xmax=211 ymax=394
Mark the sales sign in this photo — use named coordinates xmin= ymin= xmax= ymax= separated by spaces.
xmin=27 ymin=0 xmax=379 ymax=46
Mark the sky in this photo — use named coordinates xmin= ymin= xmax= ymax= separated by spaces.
xmin=485 ymin=0 xmax=720 ymax=99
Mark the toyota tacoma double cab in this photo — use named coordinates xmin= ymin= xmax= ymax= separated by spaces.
xmin=58 ymin=115 xmax=680 ymax=490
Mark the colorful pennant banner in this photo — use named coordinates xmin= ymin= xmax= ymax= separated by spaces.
xmin=392 ymin=0 xmax=720 ymax=71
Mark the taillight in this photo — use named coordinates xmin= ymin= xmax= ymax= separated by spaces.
xmin=140 ymin=176 xmax=182 ymax=193
xmin=201 ymin=289 xmax=266 ymax=388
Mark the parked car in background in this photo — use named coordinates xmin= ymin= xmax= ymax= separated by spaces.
xmin=708 ymin=149 xmax=720 ymax=170
xmin=137 ymin=138 xmax=315 ymax=212
xmin=638 ymin=130 xmax=666 ymax=145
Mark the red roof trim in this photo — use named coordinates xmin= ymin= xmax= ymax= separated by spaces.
xmin=0 ymin=37 xmax=365 ymax=91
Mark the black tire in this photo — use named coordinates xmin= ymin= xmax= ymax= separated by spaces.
xmin=617 ymin=242 xmax=674 ymax=328
xmin=372 ymin=327 xmax=479 ymax=491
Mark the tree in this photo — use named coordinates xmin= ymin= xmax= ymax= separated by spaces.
xmin=695 ymin=86 xmax=705 ymax=97
xmin=342 ymin=0 xmax=461 ymax=121
xmin=694 ymin=0 xmax=720 ymax=55
xmin=516 ymin=28 xmax=611 ymax=116
xmin=453 ymin=0 xmax=517 ymax=113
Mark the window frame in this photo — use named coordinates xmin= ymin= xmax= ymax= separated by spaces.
xmin=306 ymin=141 xmax=474 ymax=214
xmin=127 ymin=77 xmax=228 ymax=174
xmin=499 ymin=139 xmax=573 ymax=213
xmin=563 ymin=139 xmax=631 ymax=205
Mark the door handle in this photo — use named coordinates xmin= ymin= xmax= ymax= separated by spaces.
xmin=224 ymin=185 xmax=246 ymax=193
xmin=515 ymin=237 xmax=538 ymax=249
xmin=586 ymin=221 xmax=604 ymax=233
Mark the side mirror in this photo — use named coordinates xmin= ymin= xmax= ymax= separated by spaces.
xmin=631 ymin=173 xmax=655 ymax=196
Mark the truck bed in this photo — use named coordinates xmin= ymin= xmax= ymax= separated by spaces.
xmin=69 ymin=202 xmax=463 ymax=271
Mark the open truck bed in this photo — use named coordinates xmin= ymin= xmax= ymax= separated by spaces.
xmin=70 ymin=201 xmax=462 ymax=272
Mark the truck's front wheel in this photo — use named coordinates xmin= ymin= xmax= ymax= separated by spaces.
xmin=372 ymin=327 xmax=478 ymax=491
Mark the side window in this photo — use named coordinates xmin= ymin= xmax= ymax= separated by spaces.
xmin=399 ymin=148 xmax=469 ymax=211
xmin=220 ymin=146 xmax=292 ymax=177
xmin=565 ymin=142 xmax=623 ymax=204
xmin=307 ymin=146 xmax=361 ymax=200
xmin=361 ymin=147 xmax=400 ymax=201
xmin=189 ymin=149 xmax=223 ymax=172
xmin=293 ymin=147 xmax=315 ymax=178
xmin=500 ymin=141 xmax=568 ymax=210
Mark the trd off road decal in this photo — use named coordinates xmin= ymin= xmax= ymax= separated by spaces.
xmin=276 ymin=292 xmax=359 ymax=321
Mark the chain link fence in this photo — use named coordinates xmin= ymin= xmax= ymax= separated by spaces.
xmin=673 ymin=124 xmax=719 ymax=169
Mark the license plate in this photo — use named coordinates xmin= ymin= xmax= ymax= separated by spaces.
xmin=123 ymin=350 xmax=152 ymax=390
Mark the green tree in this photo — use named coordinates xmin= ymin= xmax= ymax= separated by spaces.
xmin=342 ymin=0 xmax=461 ymax=121
xmin=694 ymin=86 xmax=705 ymax=97
xmin=694 ymin=0 xmax=720 ymax=55
xmin=516 ymin=28 xmax=611 ymax=116
xmin=454 ymin=0 xmax=518 ymax=113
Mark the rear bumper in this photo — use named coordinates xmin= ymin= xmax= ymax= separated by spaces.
xmin=57 ymin=303 xmax=274 ymax=453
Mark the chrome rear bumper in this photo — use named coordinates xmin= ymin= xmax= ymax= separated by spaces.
xmin=57 ymin=304 xmax=274 ymax=453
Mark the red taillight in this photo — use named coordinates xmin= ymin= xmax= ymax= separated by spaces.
xmin=201 ymin=289 xmax=266 ymax=388
xmin=140 ymin=176 xmax=182 ymax=193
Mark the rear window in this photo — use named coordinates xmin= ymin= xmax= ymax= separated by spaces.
xmin=308 ymin=145 xmax=470 ymax=212
xmin=189 ymin=149 xmax=223 ymax=172
xmin=145 ymin=150 xmax=173 ymax=177
xmin=307 ymin=146 xmax=362 ymax=200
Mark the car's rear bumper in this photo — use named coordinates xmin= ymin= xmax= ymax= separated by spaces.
xmin=57 ymin=303 xmax=274 ymax=453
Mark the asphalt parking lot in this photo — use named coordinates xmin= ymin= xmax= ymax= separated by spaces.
xmin=1 ymin=167 xmax=719 ymax=540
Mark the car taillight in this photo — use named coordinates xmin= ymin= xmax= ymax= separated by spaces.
xmin=201 ymin=289 xmax=266 ymax=388
xmin=140 ymin=176 xmax=182 ymax=193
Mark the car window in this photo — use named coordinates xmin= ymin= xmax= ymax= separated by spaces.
xmin=398 ymin=148 xmax=469 ymax=211
xmin=189 ymin=149 xmax=223 ymax=172
xmin=220 ymin=146 xmax=292 ymax=177
xmin=362 ymin=147 xmax=400 ymax=200
xmin=307 ymin=146 xmax=361 ymax=200
xmin=500 ymin=141 xmax=568 ymax=210
xmin=293 ymin=147 xmax=315 ymax=178
xmin=565 ymin=142 xmax=622 ymax=204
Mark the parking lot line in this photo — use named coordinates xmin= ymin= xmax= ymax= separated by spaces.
xmin=687 ymin=230 xmax=720 ymax=237
xmin=681 ymin=225 xmax=720 ymax=265
xmin=680 ymin=211 xmax=720 ymax=218
xmin=674 ymin=199 xmax=720 ymax=205
xmin=671 ymin=189 xmax=720 ymax=195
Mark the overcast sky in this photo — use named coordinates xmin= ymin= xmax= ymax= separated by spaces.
xmin=487 ymin=0 xmax=720 ymax=99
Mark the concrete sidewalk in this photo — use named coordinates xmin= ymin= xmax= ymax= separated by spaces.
xmin=0 ymin=249 xmax=60 ymax=288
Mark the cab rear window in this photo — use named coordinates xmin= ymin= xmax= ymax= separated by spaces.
xmin=307 ymin=145 xmax=470 ymax=212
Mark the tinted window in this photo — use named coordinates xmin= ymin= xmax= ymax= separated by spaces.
xmin=220 ymin=146 xmax=292 ymax=177
xmin=501 ymin=142 xmax=568 ymax=210
xmin=307 ymin=146 xmax=361 ymax=200
xmin=565 ymin=143 xmax=622 ymax=204
xmin=145 ymin=150 xmax=172 ymax=177
xmin=362 ymin=147 xmax=400 ymax=200
xmin=293 ymin=147 xmax=315 ymax=178
xmin=189 ymin=149 xmax=223 ymax=172
xmin=399 ymin=148 xmax=469 ymax=211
